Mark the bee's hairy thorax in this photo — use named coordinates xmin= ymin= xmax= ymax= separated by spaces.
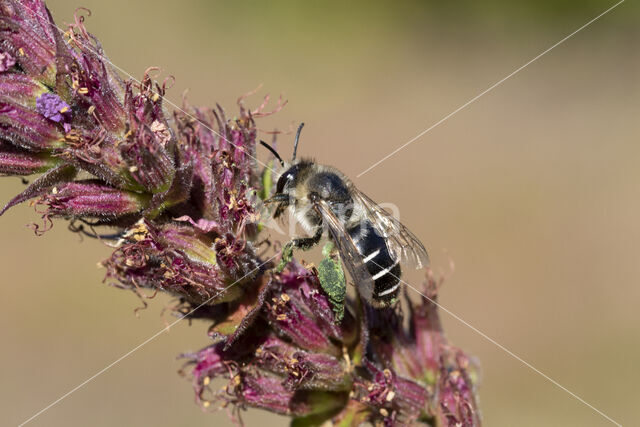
xmin=290 ymin=163 xmax=359 ymax=232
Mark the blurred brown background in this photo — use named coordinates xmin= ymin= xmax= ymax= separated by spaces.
xmin=1 ymin=1 xmax=638 ymax=426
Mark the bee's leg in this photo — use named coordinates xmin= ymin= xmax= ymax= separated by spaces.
xmin=276 ymin=228 xmax=323 ymax=272
xmin=290 ymin=227 xmax=323 ymax=251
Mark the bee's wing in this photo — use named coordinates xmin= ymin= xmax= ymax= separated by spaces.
xmin=312 ymin=199 xmax=375 ymax=303
xmin=353 ymin=190 xmax=429 ymax=269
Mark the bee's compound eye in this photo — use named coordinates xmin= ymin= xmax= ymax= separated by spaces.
xmin=275 ymin=174 xmax=289 ymax=194
xmin=276 ymin=165 xmax=300 ymax=194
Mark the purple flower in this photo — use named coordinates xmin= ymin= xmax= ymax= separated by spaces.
xmin=181 ymin=261 xmax=481 ymax=426
xmin=36 ymin=92 xmax=71 ymax=123
xmin=0 ymin=2 xmax=482 ymax=426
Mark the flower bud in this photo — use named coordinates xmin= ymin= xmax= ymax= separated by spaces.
xmin=214 ymin=233 xmax=260 ymax=283
xmin=120 ymin=127 xmax=175 ymax=193
xmin=0 ymin=148 xmax=56 ymax=175
xmin=0 ymin=101 xmax=63 ymax=150
xmin=266 ymin=289 xmax=335 ymax=354
xmin=355 ymin=362 xmax=428 ymax=426
xmin=0 ymin=0 xmax=57 ymax=85
xmin=228 ymin=373 xmax=346 ymax=417
xmin=103 ymin=221 xmax=242 ymax=305
xmin=256 ymin=337 xmax=351 ymax=391
xmin=279 ymin=262 xmax=346 ymax=341
xmin=0 ymin=74 xmax=47 ymax=107
xmin=38 ymin=180 xmax=147 ymax=218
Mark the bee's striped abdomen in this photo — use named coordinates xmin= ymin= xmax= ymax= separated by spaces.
xmin=348 ymin=221 xmax=401 ymax=307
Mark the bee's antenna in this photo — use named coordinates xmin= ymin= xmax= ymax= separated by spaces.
xmin=292 ymin=122 xmax=304 ymax=161
xmin=259 ymin=140 xmax=285 ymax=167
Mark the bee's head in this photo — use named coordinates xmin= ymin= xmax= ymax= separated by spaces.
xmin=261 ymin=123 xmax=309 ymax=217
xmin=267 ymin=160 xmax=314 ymax=218
xmin=275 ymin=162 xmax=303 ymax=195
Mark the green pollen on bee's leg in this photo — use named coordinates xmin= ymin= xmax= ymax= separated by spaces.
xmin=318 ymin=244 xmax=346 ymax=322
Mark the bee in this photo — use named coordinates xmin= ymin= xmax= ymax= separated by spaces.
xmin=262 ymin=124 xmax=429 ymax=308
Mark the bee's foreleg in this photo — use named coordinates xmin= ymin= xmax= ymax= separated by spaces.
xmin=276 ymin=227 xmax=323 ymax=272
xmin=289 ymin=226 xmax=323 ymax=251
